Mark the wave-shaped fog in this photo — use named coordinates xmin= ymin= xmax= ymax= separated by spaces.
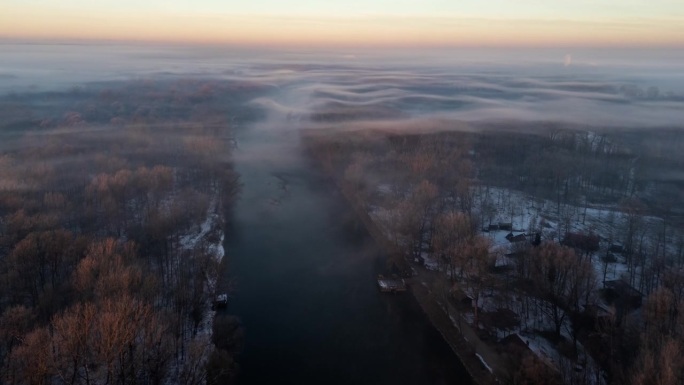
xmin=2 ymin=43 xmax=684 ymax=129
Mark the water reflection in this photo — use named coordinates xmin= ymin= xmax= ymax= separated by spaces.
xmin=221 ymin=115 xmax=470 ymax=384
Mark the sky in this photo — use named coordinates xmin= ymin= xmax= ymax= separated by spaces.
xmin=1 ymin=0 xmax=683 ymax=47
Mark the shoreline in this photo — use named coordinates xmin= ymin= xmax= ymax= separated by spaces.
xmin=305 ymin=145 xmax=505 ymax=385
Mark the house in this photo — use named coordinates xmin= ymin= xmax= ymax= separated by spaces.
xmin=601 ymin=279 xmax=642 ymax=324
xmin=608 ymin=244 xmax=624 ymax=253
xmin=586 ymin=303 xmax=616 ymax=328
xmin=506 ymin=232 xmax=528 ymax=243
xmin=498 ymin=222 xmax=513 ymax=231
xmin=603 ymin=280 xmax=642 ymax=309
xmin=562 ymin=232 xmax=600 ymax=253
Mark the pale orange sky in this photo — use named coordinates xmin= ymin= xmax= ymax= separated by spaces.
xmin=2 ymin=1 xmax=683 ymax=47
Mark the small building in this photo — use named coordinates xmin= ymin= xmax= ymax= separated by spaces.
xmin=506 ymin=232 xmax=528 ymax=243
xmin=586 ymin=303 xmax=616 ymax=329
xmin=603 ymin=280 xmax=642 ymax=309
xmin=498 ymin=222 xmax=513 ymax=231
xmin=602 ymin=279 xmax=642 ymax=324
xmin=562 ymin=232 xmax=600 ymax=253
xmin=608 ymin=244 xmax=624 ymax=253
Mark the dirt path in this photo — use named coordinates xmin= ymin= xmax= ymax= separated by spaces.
xmin=306 ymin=144 xmax=509 ymax=385
xmin=410 ymin=268 xmax=508 ymax=384
xmin=338 ymin=184 xmax=506 ymax=383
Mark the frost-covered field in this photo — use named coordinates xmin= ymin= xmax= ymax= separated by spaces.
xmin=475 ymin=186 xmax=681 ymax=286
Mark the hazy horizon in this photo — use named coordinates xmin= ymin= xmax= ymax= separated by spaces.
xmin=2 ymin=43 xmax=683 ymax=131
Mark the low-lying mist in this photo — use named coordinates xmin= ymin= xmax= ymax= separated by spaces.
xmin=2 ymin=42 xmax=684 ymax=385
xmin=2 ymin=43 xmax=683 ymax=140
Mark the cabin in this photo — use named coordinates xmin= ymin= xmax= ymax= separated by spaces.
xmin=586 ymin=303 xmax=616 ymax=329
xmin=608 ymin=244 xmax=624 ymax=253
xmin=562 ymin=232 xmax=600 ymax=253
xmin=603 ymin=280 xmax=642 ymax=309
xmin=601 ymin=280 xmax=642 ymax=324
xmin=506 ymin=232 xmax=528 ymax=243
xmin=498 ymin=222 xmax=513 ymax=231
xmin=602 ymin=252 xmax=618 ymax=263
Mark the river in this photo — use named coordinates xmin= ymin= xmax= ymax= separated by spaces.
xmin=219 ymin=98 xmax=472 ymax=385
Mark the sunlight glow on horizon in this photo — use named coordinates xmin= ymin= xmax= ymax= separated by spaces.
xmin=2 ymin=1 xmax=683 ymax=48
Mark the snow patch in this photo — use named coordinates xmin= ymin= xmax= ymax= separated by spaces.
xmin=476 ymin=353 xmax=493 ymax=373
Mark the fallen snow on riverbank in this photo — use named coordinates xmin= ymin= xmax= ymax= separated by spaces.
xmin=168 ymin=195 xmax=226 ymax=382
xmin=475 ymin=353 xmax=493 ymax=373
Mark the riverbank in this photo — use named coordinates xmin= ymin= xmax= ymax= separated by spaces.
xmin=304 ymin=138 xmax=506 ymax=385
xmin=221 ymin=117 xmax=469 ymax=384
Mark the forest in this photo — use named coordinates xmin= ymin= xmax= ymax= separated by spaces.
xmin=1 ymin=47 xmax=683 ymax=385
xmin=0 ymin=79 xmax=265 ymax=385
xmin=304 ymin=124 xmax=684 ymax=385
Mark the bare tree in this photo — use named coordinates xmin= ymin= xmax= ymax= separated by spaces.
xmin=529 ymin=242 xmax=596 ymax=339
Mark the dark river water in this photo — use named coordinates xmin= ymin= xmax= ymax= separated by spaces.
xmin=220 ymin=112 xmax=472 ymax=385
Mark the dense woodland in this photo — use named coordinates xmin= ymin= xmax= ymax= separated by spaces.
xmin=2 ymin=72 xmax=683 ymax=385
xmin=0 ymin=79 xmax=265 ymax=385
xmin=305 ymin=125 xmax=684 ymax=385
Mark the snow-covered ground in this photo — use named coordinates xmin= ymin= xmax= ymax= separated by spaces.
xmin=179 ymin=197 xmax=225 ymax=296
xmin=370 ymin=183 xmax=676 ymax=290
xmin=476 ymin=353 xmax=493 ymax=373
xmin=179 ymin=196 xmax=225 ymax=318
xmin=169 ymin=195 xmax=226 ymax=382
xmin=364 ymin=183 xmax=678 ymax=384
